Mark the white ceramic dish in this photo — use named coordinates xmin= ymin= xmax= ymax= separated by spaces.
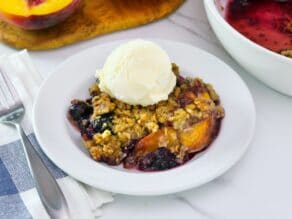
xmin=204 ymin=0 xmax=292 ymax=96
xmin=33 ymin=39 xmax=256 ymax=196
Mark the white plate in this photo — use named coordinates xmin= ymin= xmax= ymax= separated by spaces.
xmin=33 ymin=39 xmax=256 ymax=196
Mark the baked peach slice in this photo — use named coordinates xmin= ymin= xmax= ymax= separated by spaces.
xmin=123 ymin=127 xmax=179 ymax=169
xmin=179 ymin=115 xmax=218 ymax=153
xmin=0 ymin=0 xmax=81 ymax=30
xmin=134 ymin=127 xmax=179 ymax=158
xmin=125 ymin=116 xmax=220 ymax=169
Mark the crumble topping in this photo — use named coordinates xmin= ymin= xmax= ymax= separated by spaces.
xmin=68 ymin=64 xmax=225 ymax=170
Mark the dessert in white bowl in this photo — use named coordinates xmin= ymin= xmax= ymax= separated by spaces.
xmin=33 ymin=39 xmax=256 ymax=195
xmin=68 ymin=40 xmax=225 ymax=171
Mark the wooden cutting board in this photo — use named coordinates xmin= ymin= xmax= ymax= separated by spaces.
xmin=0 ymin=0 xmax=184 ymax=50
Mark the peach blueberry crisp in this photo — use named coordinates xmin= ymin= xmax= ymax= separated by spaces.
xmin=68 ymin=64 xmax=225 ymax=171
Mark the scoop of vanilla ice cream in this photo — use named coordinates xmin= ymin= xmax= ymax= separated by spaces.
xmin=96 ymin=39 xmax=176 ymax=106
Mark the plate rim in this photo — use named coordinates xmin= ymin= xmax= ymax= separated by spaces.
xmin=33 ymin=38 xmax=256 ymax=196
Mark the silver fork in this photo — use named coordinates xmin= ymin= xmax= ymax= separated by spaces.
xmin=0 ymin=70 xmax=70 ymax=219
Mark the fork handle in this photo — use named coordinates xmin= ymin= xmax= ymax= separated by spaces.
xmin=15 ymin=123 xmax=70 ymax=219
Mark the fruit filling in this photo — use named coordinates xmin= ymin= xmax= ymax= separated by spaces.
xmin=68 ymin=64 xmax=225 ymax=171
xmin=225 ymin=0 xmax=292 ymax=56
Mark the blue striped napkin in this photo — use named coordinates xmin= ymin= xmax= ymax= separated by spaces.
xmin=0 ymin=134 xmax=65 ymax=218
xmin=0 ymin=51 xmax=113 ymax=219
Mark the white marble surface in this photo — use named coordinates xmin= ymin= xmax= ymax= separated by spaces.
xmin=1 ymin=1 xmax=292 ymax=218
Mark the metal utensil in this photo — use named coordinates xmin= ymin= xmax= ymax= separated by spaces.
xmin=0 ymin=70 xmax=70 ymax=219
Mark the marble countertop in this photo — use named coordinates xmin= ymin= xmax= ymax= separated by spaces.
xmin=1 ymin=1 xmax=292 ymax=218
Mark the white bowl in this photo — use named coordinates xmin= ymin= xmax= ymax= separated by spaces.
xmin=204 ymin=0 xmax=292 ymax=96
xmin=33 ymin=39 xmax=256 ymax=195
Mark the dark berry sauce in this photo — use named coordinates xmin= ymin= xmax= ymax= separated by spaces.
xmin=225 ymin=0 xmax=292 ymax=53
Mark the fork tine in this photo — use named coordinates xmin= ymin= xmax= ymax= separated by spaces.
xmin=0 ymin=86 xmax=7 ymax=110
xmin=2 ymin=70 xmax=20 ymax=103
xmin=0 ymin=69 xmax=20 ymax=109
xmin=0 ymin=70 xmax=11 ymax=109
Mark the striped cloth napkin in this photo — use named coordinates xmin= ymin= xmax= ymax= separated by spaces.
xmin=0 ymin=51 xmax=113 ymax=219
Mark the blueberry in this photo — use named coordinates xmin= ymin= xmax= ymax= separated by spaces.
xmin=77 ymin=119 xmax=90 ymax=132
xmin=69 ymin=100 xmax=93 ymax=121
xmin=138 ymin=148 xmax=178 ymax=171
xmin=178 ymin=94 xmax=194 ymax=107
xmin=122 ymin=139 xmax=139 ymax=155
xmin=123 ymin=155 xmax=137 ymax=169
xmin=191 ymin=79 xmax=206 ymax=96
xmin=81 ymin=124 xmax=96 ymax=140
xmin=177 ymin=75 xmax=186 ymax=86
xmin=92 ymin=113 xmax=113 ymax=133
